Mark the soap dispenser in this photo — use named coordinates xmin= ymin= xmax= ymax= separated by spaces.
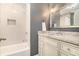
xmin=42 ymin=20 xmax=46 ymax=31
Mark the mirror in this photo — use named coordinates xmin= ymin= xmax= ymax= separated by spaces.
xmin=50 ymin=3 xmax=79 ymax=28
xmin=60 ymin=12 xmax=74 ymax=27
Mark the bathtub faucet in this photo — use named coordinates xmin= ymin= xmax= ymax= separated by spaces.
xmin=0 ymin=38 xmax=6 ymax=41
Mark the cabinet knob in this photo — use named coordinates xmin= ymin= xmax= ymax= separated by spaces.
xmin=25 ymin=32 xmax=28 ymax=34
xmin=67 ymin=48 xmax=70 ymax=51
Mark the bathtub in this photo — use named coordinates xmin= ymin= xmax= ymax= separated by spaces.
xmin=0 ymin=42 xmax=30 ymax=56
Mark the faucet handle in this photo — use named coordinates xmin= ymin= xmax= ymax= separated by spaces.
xmin=0 ymin=38 xmax=6 ymax=41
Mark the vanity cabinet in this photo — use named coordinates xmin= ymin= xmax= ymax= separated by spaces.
xmin=38 ymin=35 xmax=44 ymax=56
xmin=38 ymin=35 xmax=60 ymax=56
xmin=38 ymin=31 xmax=79 ymax=56
xmin=60 ymin=41 xmax=79 ymax=56
xmin=42 ymin=37 xmax=59 ymax=56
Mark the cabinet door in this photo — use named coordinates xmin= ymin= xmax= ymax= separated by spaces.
xmin=43 ymin=37 xmax=58 ymax=56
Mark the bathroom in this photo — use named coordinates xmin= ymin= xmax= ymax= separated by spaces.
xmin=0 ymin=3 xmax=79 ymax=56
xmin=31 ymin=3 xmax=79 ymax=56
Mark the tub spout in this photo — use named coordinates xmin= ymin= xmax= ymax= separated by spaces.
xmin=0 ymin=38 xmax=6 ymax=41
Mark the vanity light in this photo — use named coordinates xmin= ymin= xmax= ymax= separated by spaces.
xmin=50 ymin=8 xmax=56 ymax=13
xmin=50 ymin=8 xmax=55 ymax=13
xmin=43 ymin=12 xmax=49 ymax=18
xmin=50 ymin=7 xmax=58 ymax=14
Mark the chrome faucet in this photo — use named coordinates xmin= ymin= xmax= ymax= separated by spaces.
xmin=0 ymin=38 xmax=6 ymax=41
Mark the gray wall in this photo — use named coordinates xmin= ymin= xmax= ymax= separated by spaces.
xmin=30 ymin=3 xmax=49 ymax=56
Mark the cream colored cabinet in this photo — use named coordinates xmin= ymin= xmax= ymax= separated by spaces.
xmin=60 ymin=41 xmax=79 ymax=56
xmin=38 ymin=35 xmax=60 ymax=56
xmin=38 ymin=35 xmax=44 ymax=56
xmin=38 ymin=31 xmax=79 ymax=56
xmin=42 ymin=37 xmax=59 ymax=56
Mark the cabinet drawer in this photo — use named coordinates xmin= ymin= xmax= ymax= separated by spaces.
xmin=60 ymin=50 xmax=74 ymax=56
xmin=60 ymin=52 xmax=68 ymax=56
xmin=60 ymin=52 xmax=73 ymax=56
xmin=45 ymin=37 xmax=58 ymax=47
xmin=61 ymin=42 xmax=79 ymax=56
xmin=61 ymin=53 xmax=67 ymax=56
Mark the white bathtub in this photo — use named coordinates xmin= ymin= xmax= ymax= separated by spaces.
xmin=0 ymin=42 xmax=30 ymax=56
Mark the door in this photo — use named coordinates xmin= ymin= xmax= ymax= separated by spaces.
xmin=43 ymin=37 xmax=58 ymax=56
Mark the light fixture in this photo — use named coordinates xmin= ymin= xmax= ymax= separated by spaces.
xmin=43 ymin=12 xmax=49 ymax=18
xmin=50 ymin=5 xmax=58 ymax=14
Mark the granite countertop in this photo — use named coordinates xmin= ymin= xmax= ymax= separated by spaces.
xmin=38 ymin=31 xmax=79 ymax=46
